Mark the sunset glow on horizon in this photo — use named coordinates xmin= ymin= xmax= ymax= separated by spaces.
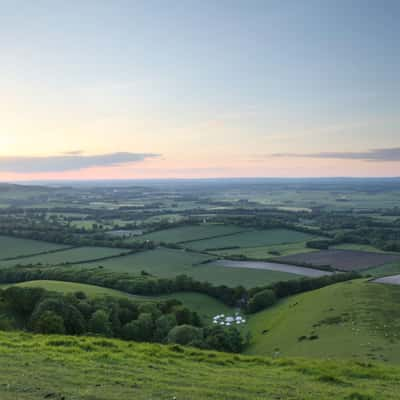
xmin=1 ymin=1 xmax=399 ymax=181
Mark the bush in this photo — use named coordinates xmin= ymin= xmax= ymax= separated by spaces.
xmin=167 ymin=325 xmax=203 ymax=346
xmin=32 ymin=311 xmax=65 ymax=334
xmin=247 ymin=289 xmax=276 ymax=313
xmin=88 ymin=310 xmax=112 ymax=337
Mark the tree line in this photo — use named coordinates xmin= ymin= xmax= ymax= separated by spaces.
xmin=0 ymin=286 xmax=243 ymax=353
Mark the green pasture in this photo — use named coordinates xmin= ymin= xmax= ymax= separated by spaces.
xmin=186 ymin=229 xmax=314 ymax=251
xmin=1 ymin=246 xmax=131 ymax=268
xmin=0 ymin=236 xmax=68 ymax=260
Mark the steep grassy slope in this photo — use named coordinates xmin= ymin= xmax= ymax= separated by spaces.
xmin=0 ymin=331 xmax=399 ymax=399
xmin=246 ymin=279 xmax=400 ymax=363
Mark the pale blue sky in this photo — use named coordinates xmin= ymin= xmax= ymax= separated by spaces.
xmin=1 ymin=0 xmax=399 ymax=178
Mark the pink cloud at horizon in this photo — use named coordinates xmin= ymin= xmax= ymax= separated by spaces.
xmin=0 ymin=157 xmax=399 ymax=181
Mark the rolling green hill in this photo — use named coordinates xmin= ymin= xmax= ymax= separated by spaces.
xmin=0 ymin=331 xmax=399 ymax=400
xmin=246 ymin=279 xmax=400 ymax=363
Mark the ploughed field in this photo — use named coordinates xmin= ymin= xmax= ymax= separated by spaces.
xmin=279 ymin=249 xmax=400 ymax=271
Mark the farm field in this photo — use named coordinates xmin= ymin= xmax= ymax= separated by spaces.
xmin=76 ymin=247 xmax=216 ymax=276
xmin=246 ymin=279 xmax=400 ymax=363
xmin=213 ymin=260 xmax=332 ymax=277
xmin=1 ymin=331 xmax=399 ymax=400
xmin=0 ymin=236 xmax=68 ymax=260
xmin=213 ymin=241 xmax=316 ymax=258
xmin=1 ymin=246 xmax=132 ymax=268
xmin=363 ymin=261 xmax=400 ymax=277
xmin=332 ymin=243 xmax=387 ymax=253
xmin=75 ymin=247 xmax=299 ymax=287
xmin=185 ymin=229 xmax=315 ymax=251
xmin=279 ymin=249 xmax=400 ymax=271
xmin=139 ymin=224 xmax=246 ymax=243
xmin=187 ymin=263 xmax=299 ymax=288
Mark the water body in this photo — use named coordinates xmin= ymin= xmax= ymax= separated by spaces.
xmin=214 ymin=259 xmax=333 ymax=277
xmin=374 ymin=275 xmax=400 ymax=285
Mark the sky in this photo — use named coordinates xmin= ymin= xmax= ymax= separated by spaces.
xmin=1 ymin=0 xmax=399 ymax=180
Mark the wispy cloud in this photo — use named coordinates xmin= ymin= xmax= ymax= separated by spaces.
xmin=62 ymin=150 xmax=84 ymax=155
xmin=270 ymin=147 xmax=400 ymax=162
xmin=0 ymin=152 xmax=160 ymax=173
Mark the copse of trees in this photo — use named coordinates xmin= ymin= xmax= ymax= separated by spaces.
xmin=0 ymin=286 xmax=243 ymax=353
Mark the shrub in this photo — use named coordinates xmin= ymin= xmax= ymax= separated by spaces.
xmin=167 ymin=325 xmax=203 ymax=346
xmin=247 ymin=289 xmax=276 ymax=313
xmin=88 ymin=310 xmax=112 ymax=337
xmin=32 ymin=311 xmax=65 ymax=334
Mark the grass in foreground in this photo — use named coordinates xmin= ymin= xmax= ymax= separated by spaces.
xmin=0 ymin=331 xmax=399 ymax=399
xmin=246 ymin=279 xmax=400 ymax=363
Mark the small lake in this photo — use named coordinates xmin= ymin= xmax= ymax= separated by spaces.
xmin=214 ymin=259 xmax=333 ymax=277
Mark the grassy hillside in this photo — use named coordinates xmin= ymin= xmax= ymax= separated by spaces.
xmin=0 ymin=331 xmax=399 ymax=400
xmin=246 ymin=279 xmax=400 ymax=363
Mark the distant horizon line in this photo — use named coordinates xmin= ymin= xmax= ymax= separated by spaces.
xmin=2 ymin=176 xmax=400 ymax=184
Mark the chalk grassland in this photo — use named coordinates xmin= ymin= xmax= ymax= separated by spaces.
xmin=0 ymin=236 xmax=69 ymax=260
xmin=1 ymin=246 xmax=132 ymax=268
xmin=2 ymin=280 xmax=233 ymax=323
xmin=0 ymin=331 xmax=399 ymax=400
xmin=75 ymin=247 xmax=299 ymax=288
xmin=245 ymin=280 xmax=400 ymax=363
xmin=185 ymin=229 xmax=314 ymax=251
xmin=139 ymin=224 xmax=247 ymax=244
xmin=279 ymin=250 xmax=400 ymax=271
